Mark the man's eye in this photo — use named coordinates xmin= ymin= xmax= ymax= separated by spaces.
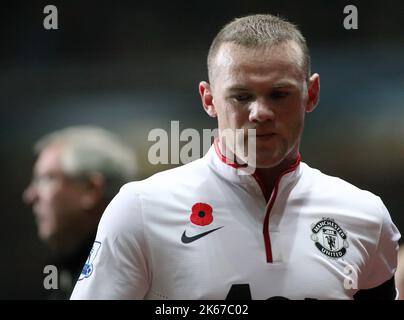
xmin=270 ymin=91 xmax=289 ymax=99
xmin=32 ymin=174 xmax=60 ymax=186
xmin=233 ymin=94 xmax=253 ymax=102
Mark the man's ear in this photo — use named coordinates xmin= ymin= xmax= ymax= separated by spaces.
xmin=306 ymin=73 xmax=320 ymax=113
xmin=199 ymin=81 xmax=217 ymax=118
xmin=79 ymin=173 xmax=105 ymax=210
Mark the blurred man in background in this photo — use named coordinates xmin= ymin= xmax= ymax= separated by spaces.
xmin=396 ymin=244 xmax=404 ymax=299
xmin=23 ymin=126 xmax=138 ymax=299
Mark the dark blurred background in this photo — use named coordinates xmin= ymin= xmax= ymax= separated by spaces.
xmin=1 ymin=0 xmax=403 ymax=299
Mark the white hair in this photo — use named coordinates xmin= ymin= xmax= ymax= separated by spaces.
xmin=34 ymin=126 xmax=137 ymax=201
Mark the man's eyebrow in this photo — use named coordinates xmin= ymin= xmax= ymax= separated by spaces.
xmin=226 ymin=82 xmax=298 ymax=92
xmin=271 ymin=81 xmax=298 ymax=89
xmin=226 ymin=86 xmax=250 ymax=92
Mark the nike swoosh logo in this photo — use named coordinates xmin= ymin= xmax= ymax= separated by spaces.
xmin=181 ymin=226 xmax=224 ymax=244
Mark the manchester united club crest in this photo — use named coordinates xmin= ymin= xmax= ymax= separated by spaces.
xmin=311 ymin=218 xmax=348 ymax=258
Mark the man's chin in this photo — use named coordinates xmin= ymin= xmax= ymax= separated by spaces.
xmin=38 ymin=226 xmax=55 ymax=245
xmin=253 ymin=153 xmax=285 ymax=169
xmin=235 ymin=148 xmax=289 ymax=170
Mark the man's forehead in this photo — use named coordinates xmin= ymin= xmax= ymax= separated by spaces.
xmin=34 ymin=144 xmax=64 ymax=173
xmin=213 ymin=41 xmax=304 ymax=73
xmin=212 ymin=41 xmax=305 ymax=87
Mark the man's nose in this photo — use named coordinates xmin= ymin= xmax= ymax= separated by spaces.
xmin=249 ymin=100 xmax=275 ymax=123
xmin=23 ymin=184 xmax=38 ymax=205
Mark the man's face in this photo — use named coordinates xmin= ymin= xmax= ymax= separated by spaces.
xmin=201 ymin=41 xmax=319 ymax=168
xmin=23 ymin=144 xmax=86 ymax=249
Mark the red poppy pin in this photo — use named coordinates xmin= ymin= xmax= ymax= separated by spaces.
xmin=190 ymin=203 xmax=213 ymax=226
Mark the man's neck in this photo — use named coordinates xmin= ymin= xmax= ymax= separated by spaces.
xmin=254 ymin=151 xmax=300 ymax=194
xmin=216 ymin=139 xmax=300 ymax=193
xmin=52 ymin=205 xmax=106 ymax=260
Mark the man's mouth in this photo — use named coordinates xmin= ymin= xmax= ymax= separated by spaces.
xmin=255 ymin=132 xmax=276 ymax=138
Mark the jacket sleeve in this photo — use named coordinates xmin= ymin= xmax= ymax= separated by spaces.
xmin=355 ymin=197 xmax=401 ymax=299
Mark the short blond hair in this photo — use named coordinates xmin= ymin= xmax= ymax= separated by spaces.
xmin=35 ymin=126 xmax=137 ymax=201
xmin=207 ymin=14 xmax=311 ymax=82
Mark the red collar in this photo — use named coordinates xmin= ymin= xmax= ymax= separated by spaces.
xmin=213 ymin=138 xmax=301 ymax=201
xmin=213 ymin=138 xmax=301 ymax=173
